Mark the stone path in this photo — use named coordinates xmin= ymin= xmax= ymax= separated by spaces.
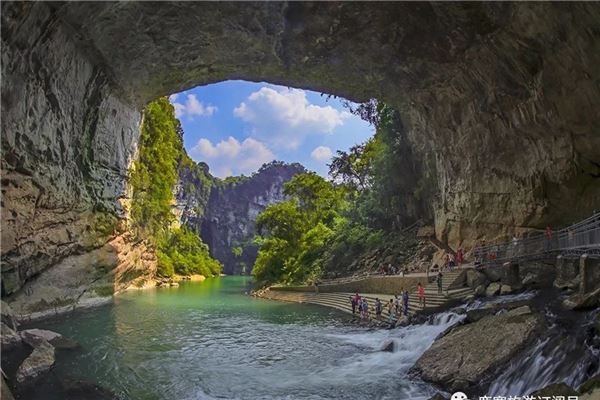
xmin=261 ymin=269 xmax=473 ymax=319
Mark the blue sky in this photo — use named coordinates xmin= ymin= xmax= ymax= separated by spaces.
xmin=169 ymin=80 xmax=374 ymax=178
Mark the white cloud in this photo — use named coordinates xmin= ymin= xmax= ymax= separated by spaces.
xmin=233 ymin=87 xmax=349 ymax=149
xmin=190 ymin=136 xmax=275 ymax=178
xmin=311 ymin=146 xmax=333 ymax=162
xmin=170 ymin=94 xmax=217 ymax=119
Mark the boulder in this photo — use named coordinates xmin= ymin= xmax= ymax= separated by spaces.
xmin=20 ymin=328 xmax=80 ymax=350
xmin=1 ymin=300 xmax=19 ymax=330
xmin=485 ymin=282 xmax=501 ymax=296
xmin=20 ymin=329 xmax=62 ymax=347
xmin=16 ymin=340 xmax=55 ymax=385
xmin=520 ymin=261 xmax=555 ymax=289
xmin=562 ymin=287 xmax=600 ymax=310
xmin=169 ymin=282 xmax=179 ymax=287
xmin=465 ymin=308 xmax=495 ymax=323
xmin=474 ymin=284 xmax=486 ymax=297
xmin=1 ymin=322 xmax=22 ymax=350
xmin=415 ymin=309 xmax=541 ymax=391
xmin=499 ymin=285 xmax=513 ymax=295
xmin=380 ymin=339 xmax=394 ymax=352
xmin=554 ymin=256 xmax=580 ymax=290
xmin=530 ymin=382 xmax=579 ymax=397
xmin=482 ymin=267 xmax=503 ymax=283
xmin=465 ymin=269 xmax=487 ymax=288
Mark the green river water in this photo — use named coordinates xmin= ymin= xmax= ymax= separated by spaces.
xmin=18 ymin=276 xmax=453 ymax=400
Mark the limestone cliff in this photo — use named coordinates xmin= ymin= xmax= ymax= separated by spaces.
xmin=176 ymin=161 xmax=306 ymax=275
xmin=2 ymin=2 xmax=600 ymax=305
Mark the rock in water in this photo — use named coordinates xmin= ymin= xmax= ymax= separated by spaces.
xmin=562 ymin=287 xmax=600 ymax=310
xmin=499 ymin=285 xmax=513 ymax=295
xmin=380 ymin=339 xmax=394 ymax=352
xmin=16 ymin=340 xmax=55 ymax=384
xmin=20 ymin=329 xmax=62 ymax=347
xmin=485 ymin=282 xmax=501 ymax=296
xmin=474 ymin=284 xmax=486 ymax=297
xmin=415 ymin=307 xmax=541 ymax=392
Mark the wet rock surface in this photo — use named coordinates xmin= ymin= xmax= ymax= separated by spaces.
xmin=15 ymin=340 xmax=55 ymax=385
xmin=415 ymin=304 xmax=541 ymax=392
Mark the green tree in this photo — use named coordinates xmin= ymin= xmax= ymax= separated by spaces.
xmin=130 ymin=97 xmax=221 ymax=277
xmin=252 ymin=173 xmax=346 ymax=286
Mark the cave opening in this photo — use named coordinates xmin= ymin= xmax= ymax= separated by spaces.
xmin=158 ymin=79 xmax=376 ymax=276
xmin=2 ymin=2 xmax=600 ymax=400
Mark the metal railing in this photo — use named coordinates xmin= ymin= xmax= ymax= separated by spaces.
xmin=473 ymin=212 xmax=600 ymax=266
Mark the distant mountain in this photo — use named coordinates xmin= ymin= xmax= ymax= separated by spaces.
xmin=175 ymin=160 xmax=306 ymax=274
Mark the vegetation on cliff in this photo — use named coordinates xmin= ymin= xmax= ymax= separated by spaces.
xmin=252 ymin=172 xmax=347 ymax=285
xmin=253 ymin=103 xmax=425 ymax=286
xmin=130 ymin=98 xmax=221 ymax=277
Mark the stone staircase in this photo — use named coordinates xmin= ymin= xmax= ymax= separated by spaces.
xmin=263 ymin=269 xmax=473 ymax=318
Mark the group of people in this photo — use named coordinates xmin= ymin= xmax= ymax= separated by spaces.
xmin=377 ymin=263 xmax=405 ymax=276
xmin=350 ymin=294 xmax=371 ymax=319
xmin=442 ymin=248 xmax=464 ymax=271
xmin=349 ymin=282 xmax=428 ymax=325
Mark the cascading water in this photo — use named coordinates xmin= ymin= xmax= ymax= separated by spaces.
xmin=487 ymin=305 xmax=600 ymax=396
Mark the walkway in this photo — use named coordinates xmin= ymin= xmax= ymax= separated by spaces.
xmin=263 ymin=269 xmax=471 ymax=320
xmin=474 ymin=211 xmax=600 ymax=267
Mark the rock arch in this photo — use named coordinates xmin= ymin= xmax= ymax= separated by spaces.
xmin=2 ymin=2 xmax=599 ymax=297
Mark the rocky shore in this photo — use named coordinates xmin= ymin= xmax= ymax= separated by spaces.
xmin=1 ymin=300 xmax=119 ymax=399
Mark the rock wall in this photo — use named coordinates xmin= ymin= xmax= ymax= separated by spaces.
xmin=1 ymin=3 xmax=142 ymax=298
xmin=2 ymin=2 xmax=599 ymax=302
xmin=177 ymin=162 xmax=306 ymax=275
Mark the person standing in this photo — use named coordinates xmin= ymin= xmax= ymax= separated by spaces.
xmin=394 ymin=295 xmax=401 ymax=315
xmin=362 ymin=298 xmax=369 ymax=320
xmin=350 ymin=296 xmax=356 ymax=315
xmin=437 ymin=272 xmax=443 ymax=294
xmin=402 ymin=290 xmax=409 ymax=316
xmin=375 ymin=298 xmax=382 ymax=318
xmin=387 ymin=298 xmax=394 ymax=316
xmin=417 ymin=282 xmax=426 ymax=308
xmin=456 ymin=247 xmax=464 ymax=264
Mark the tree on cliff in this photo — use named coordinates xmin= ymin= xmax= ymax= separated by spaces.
xmin=130 ymin=97 xmax=221 ymax=277
xmin=252 ymin=173 xmax=345 ymax=285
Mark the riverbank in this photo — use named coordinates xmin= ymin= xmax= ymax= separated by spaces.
xmin=8 ymin=273 xmax=209 ymax=323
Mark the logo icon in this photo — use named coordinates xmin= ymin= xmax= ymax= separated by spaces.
xmin=450 ymin=392 xmax=468 ymax=400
